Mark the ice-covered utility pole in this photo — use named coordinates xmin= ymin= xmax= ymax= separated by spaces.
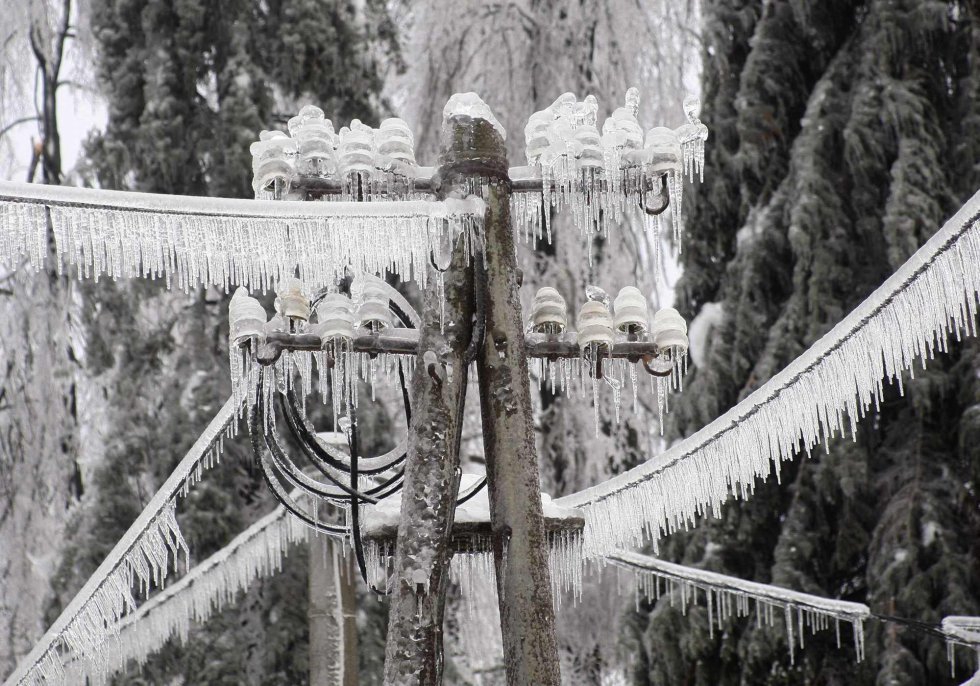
xmin=381 ymin=114 xmax=478 ymax=683
xmin=381 ymin=109 xmax=562 ymax=685
xmin=471 ymin=122 xmax=562 ymax=683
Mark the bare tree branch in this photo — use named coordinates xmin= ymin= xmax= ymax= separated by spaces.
xmin=0 ymin=115 xmax=40 ymax=140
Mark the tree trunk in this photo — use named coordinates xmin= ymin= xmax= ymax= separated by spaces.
xmin=381 ymin=118 xmax=477 ymax=684
xmin=472 ymin=122 xmax=562 ymax=685
xmin=309 ymin=535 xmax=358 ymax=685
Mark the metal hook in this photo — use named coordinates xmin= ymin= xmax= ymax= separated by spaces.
xmin=642 ymin=174 xmax=670 ymax=216
xmin=641 ymin=353 xmax=673 ymax=377
xmin=424 ymin=350 xmax=445 ymax=387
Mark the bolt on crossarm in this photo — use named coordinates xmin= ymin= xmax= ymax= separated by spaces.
xmin=381 ymin=117 xmax=477 ymax=684
xmin=471 ymin=118 xmax=562 ymax=684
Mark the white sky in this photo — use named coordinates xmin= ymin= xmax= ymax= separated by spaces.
xmin=1 ymin=84 xmax=106 ymax=182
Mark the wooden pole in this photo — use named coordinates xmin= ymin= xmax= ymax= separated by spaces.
xmin=471 ymin=119 xmax=562 ymax=684
xmin=381 ymin=117 xmax=477 ymax=684
xmin=309 ymin=535 xmax=358 ymax=685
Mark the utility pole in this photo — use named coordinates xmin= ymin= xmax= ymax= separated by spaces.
xmin=380 ymin=107 xmax=562 ymax=684
xmin=472 ymin=121 xmax=561 ymax=685
xmin=381 ymin=116 xmax=477 ymax=683
xmin=308 ymin=534 xmax=358 ymax=685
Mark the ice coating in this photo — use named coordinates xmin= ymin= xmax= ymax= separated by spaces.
xmin=515 ymin=87 xmax=707 ymax=258
xmin=249 ymin=105 xmax=419 ymax=200
xmin=555 ymin=193 xmax=980 ymax=565
xmin=443 ymin=92 xmax=506 ymax=140
xmin=0 ymin=181 xmax=487 ymax=293
xmin=362 ymin=474 xmax=585 ymax=604
xmin=610 ymin=550 xmax=868 ymax=664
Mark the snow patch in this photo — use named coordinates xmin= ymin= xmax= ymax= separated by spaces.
xmin=688 ymin=302 xmax=724 ymax=369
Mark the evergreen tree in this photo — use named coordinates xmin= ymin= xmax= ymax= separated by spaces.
xmin=630 ymin=2 xmax=980 ymax=684
xmin=44 ymin=1 xmax=399 ymax=682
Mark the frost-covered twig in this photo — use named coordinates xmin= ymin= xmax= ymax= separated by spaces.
xmin=609 ymin=550 xmax=868 ymax=663
xmin=4 ymin=396 xmax=239 ymax=686
xmin=0 ymin=181 xmax=486 ymax=291
xmin=557 ymin=191 xmax=980 ymax=559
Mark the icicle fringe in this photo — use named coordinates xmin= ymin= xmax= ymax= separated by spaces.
xmin=0 ymin=181 xmax=485 ymax=291
xmin=556 ymin=193 xmax=980 ymax=560
xmin=609 ymin=550 xmax=868 ymax=663
xmin=363 ymin=529 xmax=584 ymax=608
xmin=63 ymin=505 xmax=319 ymax=684
xmin=6 ymin=397 xmax=240 ymax=686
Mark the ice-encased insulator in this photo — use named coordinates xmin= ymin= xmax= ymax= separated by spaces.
xmin=524 ymin=110 xmax=553 ymax=165
xmin=276 ymin=277 xmax=311 ymax=322
xmin=249 ymin=130 xmax=297 ymax=194
xmin=651 ymin=307 xmax=688 ymax=353
xmin=602 ymin=108 xmax=643 ymax=152
xmin=376 ymin=118 xmax=416 ymax=166
xmin=613 ymin=286 xmax=649 ymax=335
xmin=356 ymin=284 xmax=392 ymax=332
xmin=338 ymin=120 xmax=376 ymax=177
xmin=642 ymin=127 xmax=683 ymax=175
xmin=576 ymin=300 xmax=615 ymax=351
xmin=314 ymin=293 xmax=355 ymax=344
xmin=288 ymin=105 xmax=337 ymax=178
xmin=229 ymin=287 xmax=267 ymax=344
xmin=531 ymin=287 xmax=568 ymax=333
xmin=575 ymin=125 xmax=604 ymax=170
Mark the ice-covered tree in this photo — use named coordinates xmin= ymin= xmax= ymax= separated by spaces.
xmin=628 ymin=2 xmax=980 ymax=684
xmin=34 ymin=1 xmax=398 ymax=683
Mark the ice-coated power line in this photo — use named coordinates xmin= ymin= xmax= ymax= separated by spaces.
xmin=556 ymin=189 xmax=980 ymax=560
xmin=4 ymin=397 xmax=240 ymax=686
xmin=63 ymin=501 xmax=322 ymax=684
xmin=609 ymin=550 xmax=868 ymax=664
xmin=0 ymin=181 xmax=486 ymax=291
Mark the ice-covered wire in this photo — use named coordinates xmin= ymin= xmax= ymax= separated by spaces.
xmin=5 ymin=397 xmax=240 ymax=686
xmin=0 ymin=180 xmax=486 ymax=291
xmin=557 ymin=191 xmax=980 ymax=560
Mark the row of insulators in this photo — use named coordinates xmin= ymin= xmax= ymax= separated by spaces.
xmin=229 ymin=279 xmax=394 ymax=347
xmin=249 ymin=105 xmax=417 ymax=193
xmin=530 ymin=286 xmax=688 ymax=355
xmin=523 ymin=88 xmax=706 ymax=176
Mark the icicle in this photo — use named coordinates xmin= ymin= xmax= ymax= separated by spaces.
xmin=0 ymin=186 xmax=486 ymax=292
xmin=554 ymin=213 xmax=980 ymax=562
xmin=613 ymin=550 xmax=869 ymax=663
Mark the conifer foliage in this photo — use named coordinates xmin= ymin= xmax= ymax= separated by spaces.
xmin=39 ymin=1 xmax=398 ymax=683
xmin=630 ymin=2 xmax=980 ymax=684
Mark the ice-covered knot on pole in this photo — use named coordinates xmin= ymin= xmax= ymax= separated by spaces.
xmin=513 ymin=87 xmax=709 ymax=263
xmin=525 ymin=284 xmax=689 ymax=436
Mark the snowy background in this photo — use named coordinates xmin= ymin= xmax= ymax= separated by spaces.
xmin=2 ymin=1 xmax=980 ymax=685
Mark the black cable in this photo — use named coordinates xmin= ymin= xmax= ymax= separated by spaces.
xmin=282 ymin=388 xmax=406 ymax=476
xmin=455 ymin=476 xmax=487 ymax=506
xmin=249 ymin=379 xmax=347 ymax=535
